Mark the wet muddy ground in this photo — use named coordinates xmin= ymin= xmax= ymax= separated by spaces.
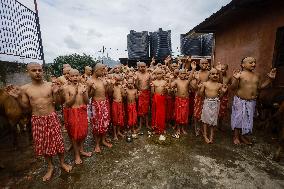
xmin=1 ymin=120 xmax=284 ymax=189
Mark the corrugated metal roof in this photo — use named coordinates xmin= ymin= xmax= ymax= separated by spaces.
xmin=188 ymin=0 xmax=275 ymax=34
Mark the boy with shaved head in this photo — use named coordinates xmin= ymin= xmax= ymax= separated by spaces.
xmin=192 ymin=58 xmax=210 ymax=136
xmin=87 ymin=63 xmax=112 ymax=153
xmin=111 ymin=74 xmax=126 ymax=140
xmin=199 ymin=68 xmax=228 ymax=144
xmin=58 ymin=66 xmax=71 ymax=85
xmin=171 ymin=69 xmax=194 ymax=138
xmin=125 ymin=78 xmax=139 ymax=134
xmin=231 ymin=57 xmax=276 ymax=145
xmin=6 ymin=62 xmax=72 ymax=181
xmin=136 ymin=61 xmax=151 ymax=131
xmin=64 ymin=69 xmax=92 ymax=164
xmin=151 ymin=68 xmax=168 ymax=140
xmin=81 ymin=66 xmax=92 ymax=84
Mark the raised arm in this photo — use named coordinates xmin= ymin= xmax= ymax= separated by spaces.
xmin=87 ymin=79 xmax=95 ymax=97
xmin=82 ymin=85 xmax=89 ymax=104
xmin=259 ymin=68 xmax=276 ymax=89
xmin=230 ymin=70 xmax=241 ymax=90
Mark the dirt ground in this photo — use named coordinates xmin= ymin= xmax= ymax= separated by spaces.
xmin=1 ymin=120 xmax=284 ymax=189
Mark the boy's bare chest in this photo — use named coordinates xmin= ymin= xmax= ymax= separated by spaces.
xmin=177 ymin=80 xmax=188 ymax=88
xmin=127 ymin=90 xmax=136 ymax=96
xmin=240 ymin=74 xmax=258 ymax=85
xmin=138 ymin=74 xmax=149 ymax=82
xmin=27 ymin=86 xmax=52 ymax=100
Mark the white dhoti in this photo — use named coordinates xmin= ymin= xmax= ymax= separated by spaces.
xmin=201 ymin=97 xmax=220 ymax=126
xmin=231 ymin=96 xmax=256 ymax=135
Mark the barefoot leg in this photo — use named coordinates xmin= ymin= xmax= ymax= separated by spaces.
xmin=117 ymin=126 xmax=125 ymax=138
xmin=203 ymin=123 xmax=210 ymax=144
xmin=58 ymin=153 xmax=72 ymax=172
xmin=209 ymin=126 xmax=214 ymax=144
xmin=79 ymin=142 xmax=92 ymax=157
xmin=113 ymin=125 xmax=118 ymax=140
xmin=137 ymin=117 xmax=142 ymax=132
xmin=67 ymin=144 xmax=73 ymax=152
xmin=240 ymin=135 xmax=252 ymax=145
xmin=181 ymin=125 xmax=188 ymax=135
xmin=43 ymin=156 xmax=54 ymax=182
xmin=146 ymin=116 xmax=151 ymax=130
xmin=94 ymin=135 xmax=102 ymax=153
xmin=102 ymin=134 xmax=113 ymax=148
xmin=194 ymin=118 xmax=200 ymax=136
xmin=233 ymin=129 xmax=241 ymax=145
xmin=72 ymin=140 xmax=82 ymax=165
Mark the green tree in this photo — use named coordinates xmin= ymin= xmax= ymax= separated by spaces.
xmin=50 ymin=53 xmax=97 ymax=77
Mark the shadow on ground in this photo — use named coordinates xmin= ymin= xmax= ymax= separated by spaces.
xmin=1 ymin=121 xmax=284 ymax=189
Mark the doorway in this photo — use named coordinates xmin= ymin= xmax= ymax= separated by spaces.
xmin=273 ymin=26 xmax=284 ymax=87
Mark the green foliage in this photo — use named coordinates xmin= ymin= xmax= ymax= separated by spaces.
xmin=48 ymin=53 xmax=98 ymax=77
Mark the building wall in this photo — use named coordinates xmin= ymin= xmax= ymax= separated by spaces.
xmin=214 ymin=3 xmax=284 ymax=85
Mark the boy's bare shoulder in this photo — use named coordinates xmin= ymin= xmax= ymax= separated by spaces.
xmin=21 ymin=83 xmax=31 ymax=90
xmin=86 ymin=78 xmax=94 ymax=85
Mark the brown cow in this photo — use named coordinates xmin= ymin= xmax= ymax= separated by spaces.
xmin=270 ymin=101 xmax=284 ymax=162
xmin=0 ymin=88 xmax=27 ymax=146
xmin=258 ymin=87 xmax=284 ymax=162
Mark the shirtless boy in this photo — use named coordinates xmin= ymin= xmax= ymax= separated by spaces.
xmin=64 ymin=69 xmax=92 ymax=164
xmin=231 ymin=57 xmax=276 ymax=145
xmin=125 ymin=78 xmax=139 ymax=134
xmin=7 ymin=63 xmax=72 ymax=181
xmin=171 ymin=69 xmax=194 ymax=137
xmin=58 ymin=66 xmax=71 ymax=85
xmin=81 ymin=66 xmax=92 ymax=84
xmin=199 ymin=68 xmax=228 ymax=144
xmin=215 ymin=63 xmax=231 ymax=130
xmin=136 ymin=62 xmax=151 ymax=131
xmin=111 ymin=74 xmax=125 ymax=140
xmin=192 ymin=58 xmax=210 ymax=136
xmin=151 ymin=68 xmax=168 ymax=140
xmin=88 ymin=63 xmax=112 ymax=153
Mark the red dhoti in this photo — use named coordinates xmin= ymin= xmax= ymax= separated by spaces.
xmin=63 ymin=106 xmax=70 ymax=130
xmin=152 ymin=94 xmax=166 ymax=134
xmin=112 ymin=101 xmax=125 ymax=127
xmin=175 ymin=97 xmax=190 ymax=125
xmin=92 ymin=99 xmax=110 ymax=135
xmin=127 ymin=102 xmax=137 ymax=127
xmin=138 ymin=90 xmax=150 ymax=116
xmin=31 ymin=112 xmax=65 ymax=156
xmin=68 ymin=105 xmax=88 ymax=141
xmin=219 ymin=94 xmax=229 ymax=118
xmin=194 ymin=94 xmax=204 ymax=120
xmin=166 ymin=95 xmax=175 ymax=121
